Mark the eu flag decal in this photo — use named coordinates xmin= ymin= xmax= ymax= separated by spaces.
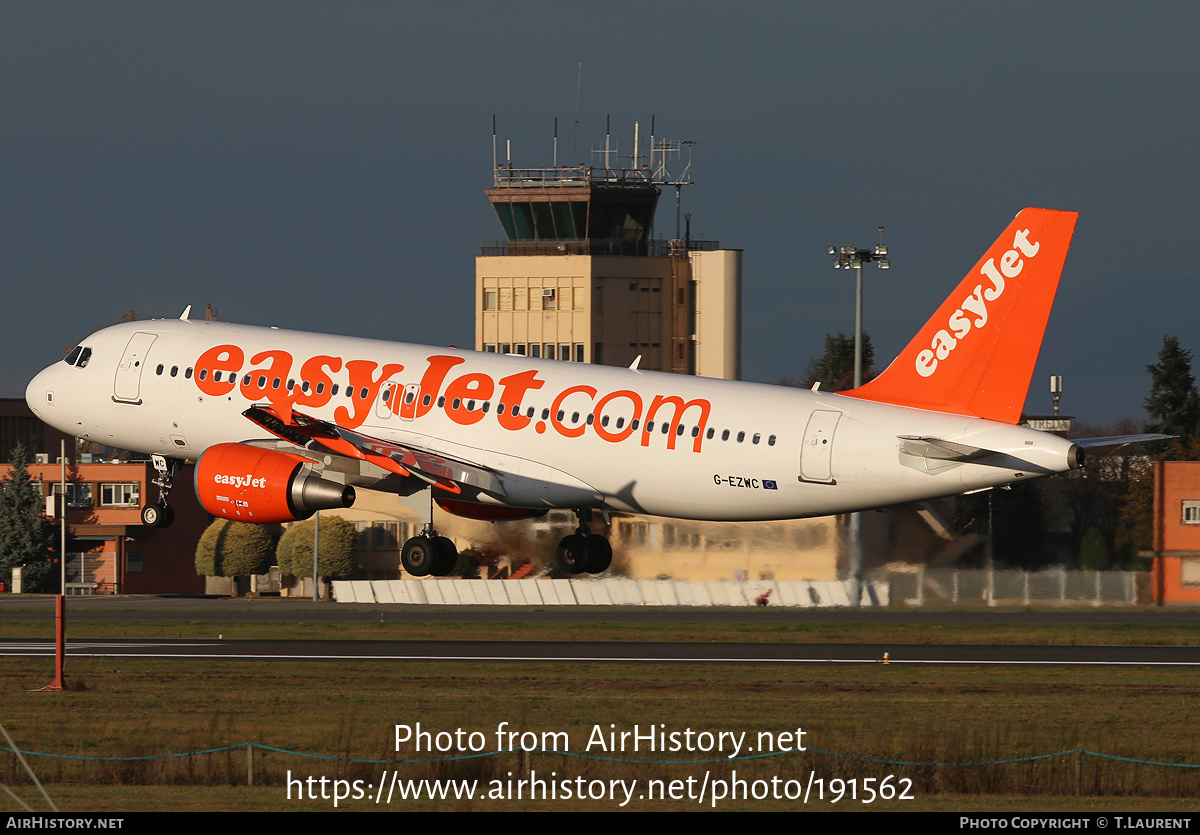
xmin=763 ymin=479 xmax=778 ymax=490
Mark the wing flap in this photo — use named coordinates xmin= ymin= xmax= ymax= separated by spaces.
xmin=242 ymin=405 xmax=504 ymax=497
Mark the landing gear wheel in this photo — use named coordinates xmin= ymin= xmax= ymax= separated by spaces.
xmin=431 ymin=536 xmax=458 ymax=577
xmin=141 ymin=505 xmax=161 ymax=528
xmin=584 ymin=536 xmax=612 ymax=573
xmin=156 ymin=504 xmax=175 ymax=529
xmin=556 ymin=534 xmax=590 ymax=575
xmin=402 ymin=536 xmax=435 ymax=577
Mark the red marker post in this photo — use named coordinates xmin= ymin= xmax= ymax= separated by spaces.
xmin=40 ymin=595 xmax=66 ymax=691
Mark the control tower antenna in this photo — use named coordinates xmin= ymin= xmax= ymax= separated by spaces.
xmin=603 ymin=114 xmax=614 ymax=174
xmin=572 ymin=62 xmax=582 ymax=161
xmin=650 ymin=137 xmax=697 ymax=239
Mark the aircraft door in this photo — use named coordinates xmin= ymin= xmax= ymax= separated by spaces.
xmin=799 ymin=410 xmax=840 ymax=483
xmin=397 ymin=383 xmax=421 ymax=420
xmin=376 ymin=382 xmax=397 ymax=419
xmin=113 ymin=332 xmax=158 ymax=404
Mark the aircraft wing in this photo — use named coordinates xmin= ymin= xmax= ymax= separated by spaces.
xmin=242 ymin=404 xmax=506 ymax=497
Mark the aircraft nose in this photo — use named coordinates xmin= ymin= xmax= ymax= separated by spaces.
xmin=26 ymin=364 xmax=57 ymax=416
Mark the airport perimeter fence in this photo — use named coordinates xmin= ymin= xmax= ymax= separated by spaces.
xmin=333 ymin=569 xmax=1148 ymax=607
xmin=886 ymin=567 xmax=1148 ymax=607
xmin=331 ymin=577 xmax=888 ymax=607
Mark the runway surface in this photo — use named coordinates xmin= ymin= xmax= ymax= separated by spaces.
xmin=4 ymin=595 xmax=1200 ymax=625
xmin=4 ymin=596 xmax=1200 ymax=666
xmin=4 ymin=637 xmax=1200 ymax=666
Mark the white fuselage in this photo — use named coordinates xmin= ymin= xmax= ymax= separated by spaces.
xmin=25 ymin=319 xmax=1078 ymax=522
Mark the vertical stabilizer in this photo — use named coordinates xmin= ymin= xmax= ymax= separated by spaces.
xmin=843 ymin=207 xmax=1077 ymax=424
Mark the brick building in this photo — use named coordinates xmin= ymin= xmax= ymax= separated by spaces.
xmin=1148 ymin=461 xmax=1200 ymax=604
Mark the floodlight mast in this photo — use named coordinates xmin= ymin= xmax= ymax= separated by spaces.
xmin=828 ymin=227 xmax=890 ymax=388
xmin=826 ymin=227 xmax=890 ymax=606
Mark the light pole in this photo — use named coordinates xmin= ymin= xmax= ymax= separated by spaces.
xmin=828 ymin=228 xmax=890 ymax=386
xmin=827 ymin=228 xmax=890 ymax=604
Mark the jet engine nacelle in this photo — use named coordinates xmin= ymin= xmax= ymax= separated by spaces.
xmin=195 ymin=442 xmax=355 ymax=523
xmin=435 ymin=497 xmax=548 ymax=522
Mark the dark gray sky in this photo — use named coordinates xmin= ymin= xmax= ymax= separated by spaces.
xmin=5 ymin=2 xmax=1198 ymax=426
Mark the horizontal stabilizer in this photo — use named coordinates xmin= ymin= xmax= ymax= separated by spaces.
xmin=1072 ymin=434 xmax=1172 ymax=452
xmin=897 ymin=435 xmax=996 ymax=462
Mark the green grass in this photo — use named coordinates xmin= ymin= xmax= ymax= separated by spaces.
xmin=3 ymin=652 xmax=1200 ymax=811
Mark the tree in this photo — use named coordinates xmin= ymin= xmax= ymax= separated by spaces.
xmin=1144 ymin=336 xmax=1200 ymax=443
xmin=275 ymin=515 xmax=360 ymax=580
xmin=1048 ymin=420 xmax=1145 ymax=569
xmin=194 ymin=519 xmax=274 ymax=579
xmin=1116 ymin=337 xmax=1200 ymax=558
xmin=792 ymin=332 xmax=876 ymax=392
xmin=0 ymin=444 xmax=57 ymax=590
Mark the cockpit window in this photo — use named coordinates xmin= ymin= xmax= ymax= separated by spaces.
xmin=64 ymin=346 xmax=93 ymax=367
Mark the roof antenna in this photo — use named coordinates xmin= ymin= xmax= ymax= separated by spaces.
xmin=572 ymin=62 xmax=582 ymax=161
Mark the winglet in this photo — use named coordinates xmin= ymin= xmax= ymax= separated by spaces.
xmin=843 ymin=208 xmax=1078 ymax=424
xmin=179 ymin=305 xmax=192 ymax=320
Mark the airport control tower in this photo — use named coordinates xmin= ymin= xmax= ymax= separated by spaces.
xmin=475 ymin=125 xmax=741 ymax=379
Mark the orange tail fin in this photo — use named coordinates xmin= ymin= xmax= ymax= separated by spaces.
xmin=843 ymin=207 xmax=1078 ymax=424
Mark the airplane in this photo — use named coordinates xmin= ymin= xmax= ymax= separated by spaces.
xmin=24 ymin=207 xmax=1161 ymax=577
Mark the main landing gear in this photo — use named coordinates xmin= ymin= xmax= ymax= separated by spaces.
xmin=401 ymin=524 xmax=458 ymax=577
xmin=140 ymin=454 xmax=177 ymax=529
xmin=555 ymin=508 xmax=612 ymax=575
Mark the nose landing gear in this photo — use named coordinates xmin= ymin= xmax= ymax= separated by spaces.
xmin=140 ymin=455 xmax=177 ymax=529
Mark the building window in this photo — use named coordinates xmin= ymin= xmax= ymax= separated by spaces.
xmin=1184 ymin=501 xmax=1200 ymax=524
xmin=1183 ymin=557 xmax=1200 ymax=586
xmin=127 ymin=552 xmax=143 ymax=573
xmin=483 ymin=290 xmax=497 ymax=310
xmin=101 ymin=483 xmax=140 ymax=507
xmin=52 ymin=483 xmax=93 ymax=508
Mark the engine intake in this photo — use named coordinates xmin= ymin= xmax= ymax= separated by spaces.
xmin=195 ymin=443 xmax=355 ymax=523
